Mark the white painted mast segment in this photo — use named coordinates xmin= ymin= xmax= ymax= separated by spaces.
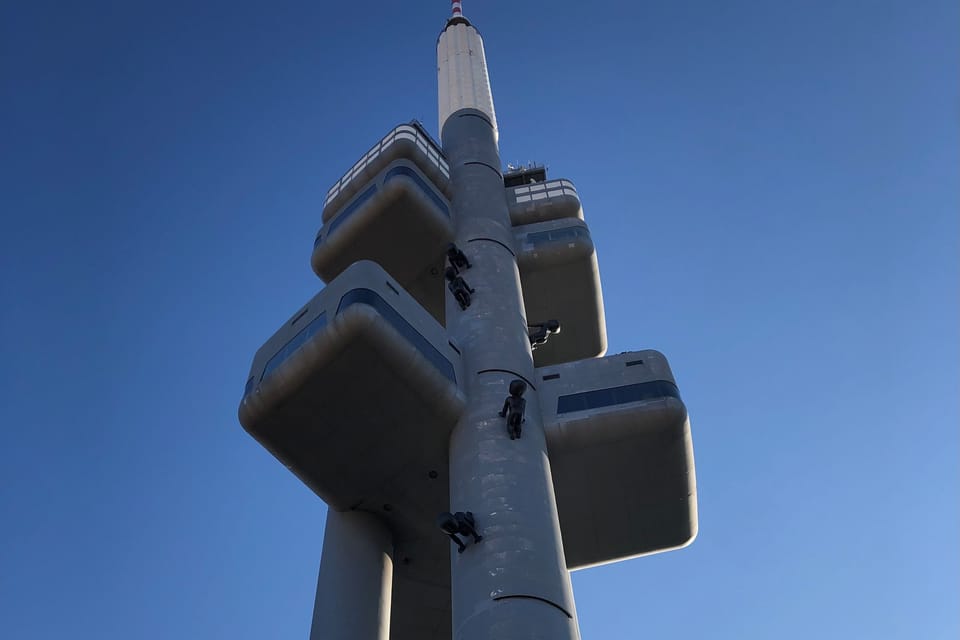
xmin=437 ymin=1 xmax=498 ymax=142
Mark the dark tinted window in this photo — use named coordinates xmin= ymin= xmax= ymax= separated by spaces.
xmin=557 ymin=380 xmax=680 ymax=415
xmin=384 ymin=165 xmax=450 ymax=217
xmin=526 ymin=226 xmax=589 ymax=245
xmin=337 ymin=288 xmax=456 ymax=384
xmin=585 ymin=387 xmax=615 ymax=408
xmin=261 ymin=313 xmax=329 ymax=382
xmin=328 ymin=184 xmax=378 ymax=236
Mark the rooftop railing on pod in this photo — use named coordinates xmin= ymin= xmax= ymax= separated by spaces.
xmin=322 ymin=122 xmax=451 ymax=219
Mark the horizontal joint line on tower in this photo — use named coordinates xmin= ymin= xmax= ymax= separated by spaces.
xmin=461 ymin=160 xmax=502 ymax=178
xmin=491 ymin=594 xmax=573 ymax=619
xmin=465 ymin=237 xmax=515 ymax=256
xmin=475 ymin=369 xmax=536 ymax=391
xmin=457 ymin=111 xmax=493 ymax=126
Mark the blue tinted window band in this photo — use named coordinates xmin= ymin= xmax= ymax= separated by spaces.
xmin=328 ymin=184 xmax=378 ymax=235
xmin=336 ymin=288 xmax=456 ymax=384
xmin=556 ymin=380 xmax=681 ymax=415
xmin=383 ymin=166 xmax=450 ymax=217
xmin=260 ymin=313 xmax=329 ymax=383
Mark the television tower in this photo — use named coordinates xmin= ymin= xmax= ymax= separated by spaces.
xmin=238 ymin=3 xmax=698 ymax=639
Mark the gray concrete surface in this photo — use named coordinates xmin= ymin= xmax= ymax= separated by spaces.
xmin=310 ymin=510 xmax=394 ymax=640
xmin=441 ymin=106 xmax=581 ymax=640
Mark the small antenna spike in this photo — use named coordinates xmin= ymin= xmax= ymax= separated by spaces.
xmin=451 ymin=0 xmax=463 ymax=18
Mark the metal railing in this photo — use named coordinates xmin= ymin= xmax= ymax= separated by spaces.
xmin=510 ymin=179 xmax=578 ymax=204
xmin=324 ymin=124 xmax=450 ymax=209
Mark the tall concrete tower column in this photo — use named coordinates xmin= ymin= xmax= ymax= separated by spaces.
xmin=238 ymin=3 xmax=698 ymax=639
xmin=309 ymin=510 xmax=394 ymax=640
xmin=438 ymin=10 xmax=581 ymax=640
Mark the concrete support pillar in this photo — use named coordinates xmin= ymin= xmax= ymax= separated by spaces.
xmin=442 ymin=108 xmax=581 ymax=640
xmin=309 ymin=509 xmax=394 ymax=640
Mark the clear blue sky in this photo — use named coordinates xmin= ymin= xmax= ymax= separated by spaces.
xmin=2 ymin=1 xmax=957 ymax=638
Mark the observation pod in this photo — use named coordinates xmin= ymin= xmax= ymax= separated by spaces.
xmin=515 ymin=218 xmax=607 ymax=367
xmin=239 ymin=260 xmax=465 ymax=521
xmin=506 ymin=177 xmax=584 ymax=226
xmin=537 ymin=350 xmax=698 ymax=569
xmin=312 ymin=123 xmax=454 ymax=322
